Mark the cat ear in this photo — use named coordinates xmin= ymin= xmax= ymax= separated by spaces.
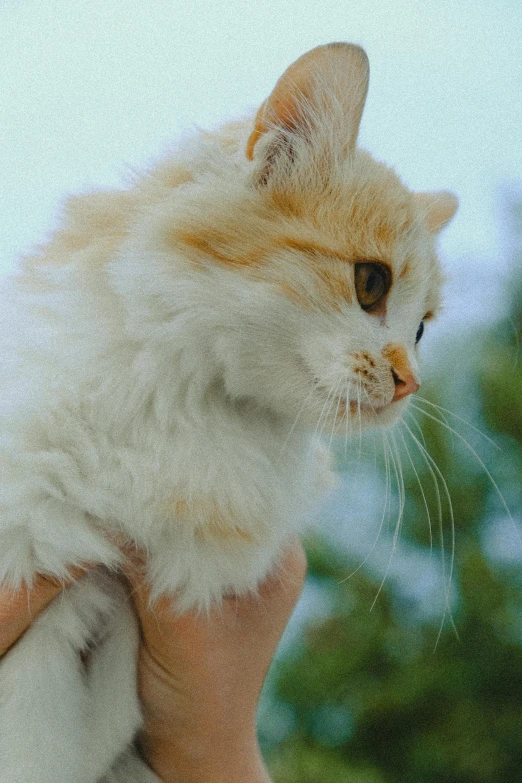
xmin=246 ymin=42 xmax=369 ymax=164
xmin=414 ymin=191 xmax=459 ymax=233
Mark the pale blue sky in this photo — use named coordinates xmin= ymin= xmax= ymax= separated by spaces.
xmin=1 ymin=0 xmax=521 ymax=334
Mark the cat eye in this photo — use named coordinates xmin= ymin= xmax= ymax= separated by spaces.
xmin=415 ymin=320 xmax=425 ymax=344
xmin=354 ymin=262 xmax=391 ymax=311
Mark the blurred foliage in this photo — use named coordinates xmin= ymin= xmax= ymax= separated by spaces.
xmin=260 ymin=197 xmax=522 ymax=783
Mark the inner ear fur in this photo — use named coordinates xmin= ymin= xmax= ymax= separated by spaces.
xmin=246 ymin=42 xmax=370 ymax=162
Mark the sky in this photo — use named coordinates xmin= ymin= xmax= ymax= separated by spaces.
xmin=1 ymin=0 xmax=521 ymax=336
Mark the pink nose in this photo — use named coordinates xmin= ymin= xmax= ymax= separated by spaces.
xmin=392 ymin=369 xmax=420 ymax=401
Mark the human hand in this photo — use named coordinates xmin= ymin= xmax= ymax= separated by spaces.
xmin=126 ymin=540 xmax=307 ymax=783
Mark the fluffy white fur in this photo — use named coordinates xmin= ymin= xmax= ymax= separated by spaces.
xmin=0 ymin=43 xmax=457 ymax=781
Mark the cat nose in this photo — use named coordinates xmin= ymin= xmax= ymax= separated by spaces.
xmin=391 ymin=367 xmax=420 ymax=401
xmin=383 ymin=343 xmax=420 ymax=402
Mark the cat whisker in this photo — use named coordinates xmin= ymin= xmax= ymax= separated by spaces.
xmin=409 ymin=400 xmax=521 ymax=634
xmin=412 ymin=394 xmax=501 ymax=451
xmin=328 ymin=380 xmax=345 ymax=453
xmin=327 ymin=380 xmax=347 ymax=448
xmin=416 ymin=397 xmax=454 ymax=448
xmin=370 ymin=429 xmax=404 ymax=611
xmin=409 ymin=402 xmax=519 ymax=546
xmin=310 ymin=384 xmax=336 ymax=448
xmin=387 ymin=430 xmax=405 ymax=535
xmin=309 ymin=379 xmax=342 ymax=458
xmin=397 ymin=425 xmax=433 ymax=553
xmin=405 ymin=411 xmax=444 ymax=541
xmin=390 ymin=429 xmax=406 ymax=528
xmin=356 ymin=381 xmax=363 ymax=458
xmin=344 ymin=380 xmax=352 ymax=458
xmin=277 ymin=385 xmax=317 ymax=463
xmin=340 ymin=429 xmax=391 ymax=583
xmin=382 ymin=430 xmax=392 ymax=541
xmin=401 ymin=417 xmax=457 ymax=648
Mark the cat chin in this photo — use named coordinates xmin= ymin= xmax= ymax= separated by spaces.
xmin=327 ymin=397 xmax=410 ymax=432
xmin=288 ymin=395 xmax=408 ymax=440
xmin=354 ymin=398 xmax=410 ymax=429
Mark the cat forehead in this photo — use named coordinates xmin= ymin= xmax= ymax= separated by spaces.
xmin=268 ymin=154 xmax=428 ymax=269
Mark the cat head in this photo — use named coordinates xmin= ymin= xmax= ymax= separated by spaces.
xmin=149 ymin=43 xmax=458 ymax=433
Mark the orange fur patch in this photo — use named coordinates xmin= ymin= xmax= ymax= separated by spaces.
xmin=169 ymin=228 xmax=268 ymax=267
xmin=280 ymin=237 xmax=352 ymax=263
xmin=278 ymin=282 xmax=312 ymax=308
xmin=374 ymin=222 xmax=397 ymax=246
xmin=399 ymin=260 xmax=411 ymax=280
xmin=196 ymin=523 xmax=254 ymax=544
xmin=382 ymin=343 xmax=412 ymax=380
xmin=163 ymin=495 xmax=254 ymax=544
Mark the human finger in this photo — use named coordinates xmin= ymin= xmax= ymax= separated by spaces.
xmin=0 ymin=566 xmax=94 ymax=657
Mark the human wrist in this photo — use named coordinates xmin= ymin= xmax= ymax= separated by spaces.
xmin=140 ymin=728 xmax=271 ymax=783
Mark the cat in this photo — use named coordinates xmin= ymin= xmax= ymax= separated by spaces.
xmin=0 ymin=42 xmax=457 ymax=782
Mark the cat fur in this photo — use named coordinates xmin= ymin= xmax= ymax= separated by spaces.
xmin=0 ymin=43 xmax=457 ymax=781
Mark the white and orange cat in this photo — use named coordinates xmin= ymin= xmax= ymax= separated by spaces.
xmin=0 ymin=43 xmax=457 ymax=782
